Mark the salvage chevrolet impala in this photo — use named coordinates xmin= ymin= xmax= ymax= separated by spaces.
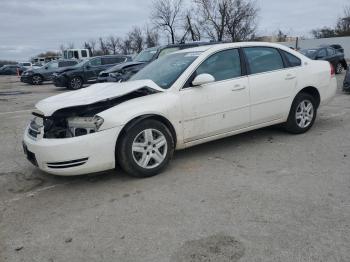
xmin=23 ymin=43 xmax=337 ymax=177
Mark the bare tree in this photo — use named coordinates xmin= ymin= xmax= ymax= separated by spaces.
xmin=180 ymin=12 xmax=201 ymax=42
xmin=144 ymin=27 xmax=160 ymax=47
xmin=311 ymin=27 xmax=336 ymax=39
xmin=194 ymin=0 xmax=230 ymax=41
xmin=87 ymin=39 xmax=97 ymax=55
xmin=117 ymin=37 xmax=133 ymax=55
xmin=99 ymin=37 xmax=109 ymax=55
xmin=128 ymin=26 xmax=144 ymax=53
xmin=276 ymin=29 xmax=287 ymax=42
xmin=225 ymin=0 xmax=258 ymax=42
xmin=151 ymin=0 xmax=183 ymax=44
xmin=59 ymin=44 xmax=66 ymax=55
xmin=107 ymin=36 xmax=119 ymax=54
xmin=335 ymin=5 xmax=350 ymax=36
xmin=67 ymin=42 xmax=75 ymax=49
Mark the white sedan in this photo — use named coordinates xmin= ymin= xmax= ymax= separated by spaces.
xmin=23 ymin=42 xmax=337 ymax=177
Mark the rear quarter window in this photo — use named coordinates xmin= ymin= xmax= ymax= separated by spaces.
xmin=281 ymin=50 xmax=302 ymax=67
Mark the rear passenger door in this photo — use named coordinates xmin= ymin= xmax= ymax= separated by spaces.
xmin=243 ymin=47 xmax=297 ymax=125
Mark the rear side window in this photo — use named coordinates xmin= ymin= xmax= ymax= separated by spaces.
xmin=243 ymin=47 xmax=284 ymax=74
xmin=101 ymin=57 xmax=126 ymax=65
xmin=281 ymin=50 xmax=301 ymax=67
xmin=196 ymin=49 xmax=241 ymax=82
xmin=317 ymin=49 xmax=327 ymax=58
xmin=81 ymin=50 xmax=88 ymax=57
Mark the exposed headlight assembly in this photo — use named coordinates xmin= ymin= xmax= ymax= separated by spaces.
xmin=67 ymin=116 xmax=104 ymax=137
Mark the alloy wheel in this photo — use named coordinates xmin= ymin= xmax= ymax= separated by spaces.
xmin=70 ymin=77 xmax=82 ymax=89
xmin=336 ymin=63 xmax=343 ymax=74
xmin=32 ymin=75 xmax=41 ymax=84
xmin=132 ymin=128 xmax=168 ymax=169
xmin=295 ymin=100 xmax=314 ymax=128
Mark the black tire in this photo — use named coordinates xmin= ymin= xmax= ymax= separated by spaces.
xmin=31 ymin=74 xmax=43 ymax=85
xmin=68 ymin=76 xmax=83 ymax=90
xmin=285 ymin=93 xmax=317 ymax=134
xmin=335 ymin=62 xmax=343 ymax=74
xmin=117 ymin=119 xmax=174 ymax=178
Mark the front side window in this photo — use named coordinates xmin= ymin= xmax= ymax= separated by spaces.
xmin=131 ymin=51 xmax=202 ymax=89
xmin=244 ymin=47 xmax=284 ymax=74
xmin=89 ymin=58 xmax=101 ymax=66
xmin=281 ymin=50 xmax=301 ymax=67
xmin=81 ymin=50 xmax=87 ymax=57
xmin=327 ymin=48 xmax=335 ymax=56
xmin=317 ymin=49 xmax=327 ymax=58
xmin=195 ymin=49 xmax=241 ymax=81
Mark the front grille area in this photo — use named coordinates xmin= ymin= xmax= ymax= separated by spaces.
xmin=23 ymin=142 xmax=38 ymax=166
xmin=47 ymin=157 xmax=89 ymax=169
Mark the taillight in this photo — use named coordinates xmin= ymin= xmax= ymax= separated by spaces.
xmin=330 ymin=63 xmax=335 ymax=77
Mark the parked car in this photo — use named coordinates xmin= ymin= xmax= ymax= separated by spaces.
xmin=21 ymin=60 xmax=78 ymax=85
xmin=99 ymin=42 xmax=218 ymax=83
xmin=300 ymin=47 xmax=347 ymax=74
xmin=326 ymin=44 xmax=344 ymax=54
xmin=343 ymin=67 xmax=350 ymax=92
xmin=53 ymin=55 xmax=130 ymax=89
xmin=23 ymin=42 xmax=337 ymax=178
xmin=0 ymin=64 xmax=25 ymax=75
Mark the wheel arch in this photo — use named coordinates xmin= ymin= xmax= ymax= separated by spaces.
xmin=116 ymin=114 xmax=177 ymax=150
xmin=296 ymin=86 xmax=321 ymax=108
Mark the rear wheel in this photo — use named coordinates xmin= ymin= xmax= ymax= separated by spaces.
xmin=285 ymin=93 xmax=317 ymax=134
xmin=31 ymin=75 xmax=43 ymax=85
xmin=117 ymin=119 xmax=174 ymax=178
xmin=336 ymin=62 xmax=343 ymax=74
xmin=68 ymin=76 xmax=83 ymax=90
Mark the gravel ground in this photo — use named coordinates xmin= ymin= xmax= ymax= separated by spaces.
xmin=0 ymin=75 xmax=349 ymax=262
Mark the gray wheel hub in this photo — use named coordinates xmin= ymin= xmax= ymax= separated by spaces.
xmin=132 ymin=128 xmax=167 ymax=169
xmin=296 ymin=100 xmax=314 ymax=128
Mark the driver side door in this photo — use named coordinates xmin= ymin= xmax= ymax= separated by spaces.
xmin=180 ymin=49 xmax=250 ymax=143
xmin=85 ymin=57 xmax=102 ymax=81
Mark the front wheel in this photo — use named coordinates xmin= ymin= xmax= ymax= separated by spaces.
xmin=31 ymin=75 xmax=43 ymax=85
xmin=117 ymin=119 xmax=174 ymax=178
xmin=285 ymin=93 xmax=317 ymax=134
xmin=68 ymin=76 xmax=83 ymax=90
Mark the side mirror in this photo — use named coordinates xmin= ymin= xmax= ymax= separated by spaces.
xmin=85 ymin=65 xmax=91 ymax=69
xmin=192 ymin=73 xmax=215 ymax=86
xmin=45 ymin=66 xmax=48 ymax=69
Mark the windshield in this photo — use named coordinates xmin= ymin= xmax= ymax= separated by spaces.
xmin=134 ymin=47 xmax=158 ymax=62
xmin=72 ymin=59 xmax=88 ymax=68
xmin=130 ymin=51 xmax=202 ymax=89
xmin=300 ymin=49 xmax=317 ymax=59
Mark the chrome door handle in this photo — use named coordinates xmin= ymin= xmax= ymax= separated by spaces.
xmin=231 ymin=85 xmax=246 ymax=91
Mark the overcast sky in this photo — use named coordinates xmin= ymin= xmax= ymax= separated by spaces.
xmin=0 ymin=0 xmax=348 ymax=61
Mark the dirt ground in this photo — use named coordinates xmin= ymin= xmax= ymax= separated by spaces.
xmin=0 ymin=74 xmax=349 ymax=262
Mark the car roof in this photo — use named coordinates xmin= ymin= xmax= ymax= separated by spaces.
xmin=174 ymin=41 xmax=299 ymax=54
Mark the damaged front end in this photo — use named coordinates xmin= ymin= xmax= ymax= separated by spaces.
xmin=28 ymin=87 xmax=160 ymax=139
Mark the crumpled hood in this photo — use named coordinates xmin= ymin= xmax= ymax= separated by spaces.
xmin=36 ymin=80 xmax=164 ymax=116
xmin=103 ymin=61 xmax=146 ymax=74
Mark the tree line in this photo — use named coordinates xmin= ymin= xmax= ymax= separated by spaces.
xmin=58 ymin=0 xmax=259 ymax=56
xmin=311 ymin=5 xmax=350 ymax=39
